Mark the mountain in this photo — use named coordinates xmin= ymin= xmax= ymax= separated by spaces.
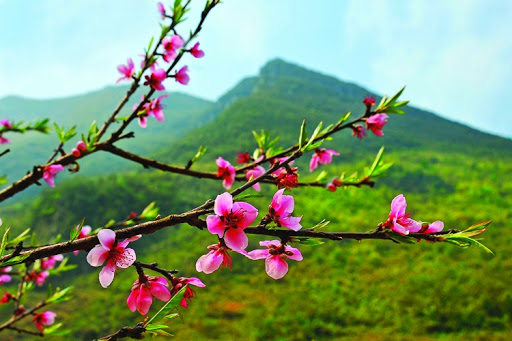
xmin=0 ymin=86 xmax=213 ymax=195
xmin=153 ymin=59 xmax=511 ymax=170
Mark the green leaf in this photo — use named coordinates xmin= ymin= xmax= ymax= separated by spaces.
xmin=368 ymin=146 xmax=385 ymax=176
xmin=303 ymin=140 xmax=324 ymax=153
xmin=140 ymin=202 xmax=159 ymax=220
xmin=302 ymin=121 xmax=322 ymax=151
xmin=69 ymin=218 xmax=85 ymax=242
xmin=338 ymin=112 xmax=351 ymax=125
xmin=7 ymin=228 xmax=31 ymax=246
xmin=46 ymin=286 xmax=73 ymax=304
xmin=233 ymin=193 xmax=264 ymax=201
xmin=293 ymin=237 xmax=325 ymax=246
xmin=146 ymin=285 xmax=188 ymax=326
xmin=0 ymin=227 xmax=10 ymax=258
xmin=310 ymin=219 xmax=330 ymax=230
xmin=190 ymin=146 xmax=207 ymax=164
xmin=147 ymin=36 xmax=154 ymax=52
xmin=314 ymin=171 xmax=328 ymax=183
xmin=298 ymin=120 xmax=307 ymax=150
xmin=388 ymin=234 xmax=417 ymax=245
xmin=0 ymin=253 xmax=30 ymax=267
xmin=146 ymin=324 xmax=169 ymax=332
xmin=44 ymin=323 xmax=71 ymax=336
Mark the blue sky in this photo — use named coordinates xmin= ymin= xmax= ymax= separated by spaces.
xmin=0 ymin=0 xmax=511 ymax=138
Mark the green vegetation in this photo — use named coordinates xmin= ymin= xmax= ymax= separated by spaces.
xmin=0 ymin=59 xmax=511 ymax=340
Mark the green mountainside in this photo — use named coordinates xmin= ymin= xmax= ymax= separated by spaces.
xmin=0 ymin=86 xmax=213 ymax=184
xmin=0 ymin=59 xmax=511 ymax=340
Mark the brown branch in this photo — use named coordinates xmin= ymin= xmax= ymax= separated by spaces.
xmin=98 ymin=322 xmax=146 ymax=341
xmin=135 ymin=261 xmax=178 ymax=281
xmin=5 ymin=325 xmax=43 ymax=337
xmin=99 ymin=144 xmax=219 ymax=180
xmin=0 ymin=300 xmax=46 ymax=332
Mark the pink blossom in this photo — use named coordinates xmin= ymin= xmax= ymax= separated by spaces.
xmin=0 ymin=119 xmax=12 ymax=128
xmin=196 ymin=242 xmax=234 ymax=274
xmin=144 ymin=69 xmax=167 ymax=91
xmin=237 ymin=152 xmax=251 ymax=164
xmin=206 ymin=192 xmax=258 ymax=251
xmin=275 ymin=168 xmax=299 ymax=189
xmin=363 ymin=95 xmax=376 ymax=107
xmin=147 ymin=94 xmax=168 ymax=122
xmin=76 ymin=140 xmax=87 ymax=152
xmin=271 ymin=157 xmax=295 ymax=176
xmin=0 ymin=266 xmax=11 ymax=284
xmin=216 ymin=157 xmax=236 ymax=190
xmin=162 ymin=35 xmax=184 ymax=62
xmin=309 ymin=148 xmax=340 ymax=172
xmin=170 ymin=277 xmax=205 ymax=308
xmin=0 ymin=136 xmax=10 ymax=144
xmin=162 ymin=35 xmax=184 ymax=53
xmin=42 ymin=164 xmax=65 ymax=187
xmin=0 ymin=292 xmax=14 ymax=304
xmin=41 ymin=254 xmax=63 ymax=270
xmin=352 ymin=125 xmax=366 ymax=139
xmin=26 ymin=270 xmax=49 ymax=286
xmin=175 ymin=66 xmax=190 ymax=85
xmin=246 ymin=165 xmax=265 ymax=192
xmin=127 ymin=276 xmax=171 ymax=315
xmin=327 ymin=182 xmax=337 ymax=192
xmin=86 ymin=229 xmax=140 ymax=288
xmin=247 ymin=240 xmax=303 ymax=280
xmin=33 ymin=311 xmax=56 ymax=331
xmin=190 ymin=42 xmax=205 ymax=58
xmin=366 ymin=113 xmax=389 ymax=137
xmin=157 ymin=2 xmax=166 ymax=18
xmin=73 ymin=225 xmax=92 ymax=255
xmin=268 ymin=189 xmax=302 ymax=231
xmin=384 ymin=194 xmax=421 ymax=235
xmin=419 ymin=220 xmax=445 ymax=234
xmin=116 ymin=58 xmax=135 ymax=83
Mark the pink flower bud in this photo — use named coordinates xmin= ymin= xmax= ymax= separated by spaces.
xmin=76 ymin=140 xmax=87 ymax=152
xmin=71 ymin=148 xmax=81 ymax=157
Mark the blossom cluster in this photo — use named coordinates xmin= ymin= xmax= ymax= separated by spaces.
xmin=198 ymin=190 xmax=303 ymax=280
xmin=383 ymin=194 xmax=444 ymax=235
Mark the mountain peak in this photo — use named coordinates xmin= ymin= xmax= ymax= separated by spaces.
xmin=258 ymin=58 xmax=371 ymax=99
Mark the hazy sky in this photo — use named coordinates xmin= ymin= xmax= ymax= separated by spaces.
xmin=0 ymin=0 xmax=511 ymax=138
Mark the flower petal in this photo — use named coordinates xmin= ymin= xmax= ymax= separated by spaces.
xmin=127 ymin=289 xmax=139 ymax=312
xmin=116 ymin=248 xmax=136 ymax=268
xmin=98 ymin=229 xmax=116 ymax=250
xmin=186 ymin=277 xmax=205 ymax=288
xmin=196 ymin=250 xmax=223 ymax=274
xmin=246 ymin=249 xmax=269 ymax=260
xmin=214 ymin=192 xmax=233 ymax=216
xmin=99 ymin=262 xmax=116 ymax=288
xmin=284 ymin=246 xmax=303 ymax=261
xmin=390 ymin=194 xmax=406 ymax=219
xmin=206 ymin=215 xmax=226 ymax=237
xmin=279 ymin=216 xmax=302 ymax=231
xmin=224 ymin=228 xmax=248 ymax=251
xmin=425 ymin=220 xmax=444 ymax=234
xmin=150 ymin=283 xmax=171 ymax=302
xmin=232 ymin=202 xmax=258 ymax=228
xmin=86 ymin=245 xmax=109 ymax=267
xmin=137 ymin=286 xmax=153 ymax=315
xmin=265 ymin=255 xmax=289 ymax=280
